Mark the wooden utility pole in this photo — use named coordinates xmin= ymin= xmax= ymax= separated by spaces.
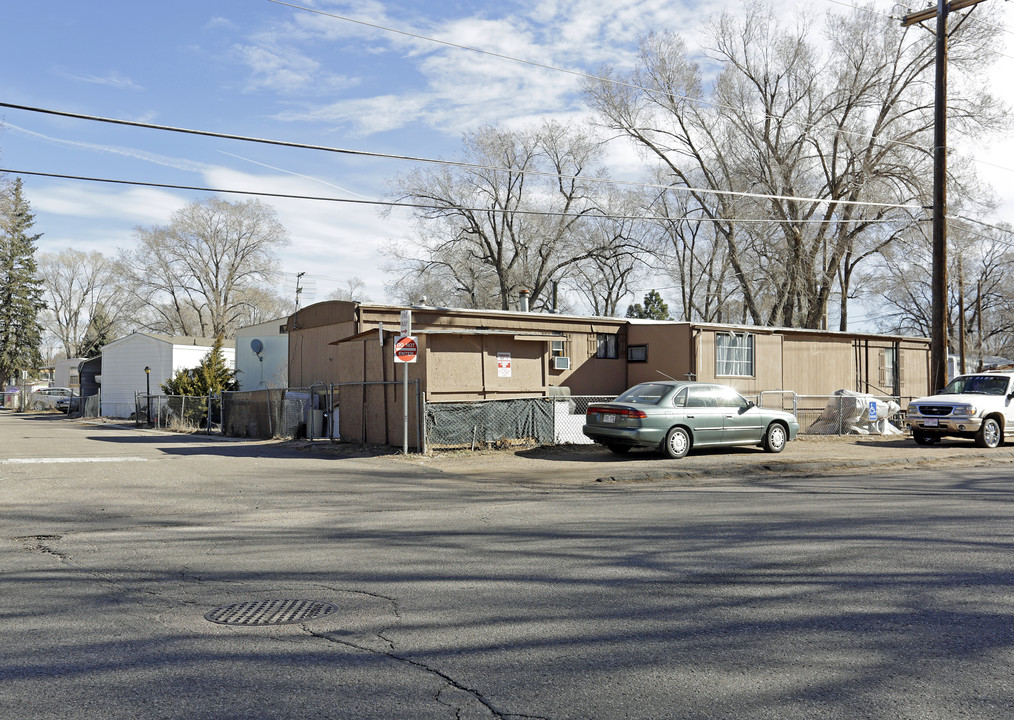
xmin=901 ymin=0 xmax=988 ymax=391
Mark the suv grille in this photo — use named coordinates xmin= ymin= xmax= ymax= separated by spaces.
xmin=918 ymin=405 xmax=954 ymax=416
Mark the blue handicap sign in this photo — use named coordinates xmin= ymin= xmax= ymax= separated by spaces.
xmin=869 ymin=400 xmax=878 ymax=421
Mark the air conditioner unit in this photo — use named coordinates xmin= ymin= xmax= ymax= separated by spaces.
xmin=552 ymin=356 xmax=571 ymax=370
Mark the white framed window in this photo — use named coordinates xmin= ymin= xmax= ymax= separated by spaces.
xmin=551 ymin=339 xmax=566 ymax=358
xmin=715 ymin=332 xmax=754 ymax=377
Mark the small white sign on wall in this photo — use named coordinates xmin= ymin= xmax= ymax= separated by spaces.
xmin=497 ymin=352 xmax=512 ymax=378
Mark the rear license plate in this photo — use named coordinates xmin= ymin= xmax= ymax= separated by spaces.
xmin=923 ymin=418 xmax=939 ymax=427
xmin=603 ymin=414 xmax=616 ymax=423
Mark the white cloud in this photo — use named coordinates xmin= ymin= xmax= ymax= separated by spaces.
xmin=199 ymin=166 xmax=413 ymax=298
xmin=52 ymin=67 xmax=143 ymax=91
xmin=32 ymin=184 xmax=182 ymax=224
xmin=231 ymin=43 xmax=357 ymax=94
xmin=5 ymin=123 xmax=210 ymax=174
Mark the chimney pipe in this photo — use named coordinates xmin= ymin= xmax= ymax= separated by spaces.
xmin=519 ymin=289 xmax=530 ymax=312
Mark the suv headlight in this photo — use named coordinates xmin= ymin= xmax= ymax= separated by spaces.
xmin=951 ymin=404 xmax=977 ymax=416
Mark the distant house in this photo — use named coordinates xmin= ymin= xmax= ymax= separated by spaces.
xmin=54 ymin=357 xmax=87 ymax=393
xmin=99 ymin=333 xmax=236 ymax=418
xmin=234 ymin=318 xmax=289 ymax=390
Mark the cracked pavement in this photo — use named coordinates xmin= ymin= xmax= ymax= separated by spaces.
xmin=3 ymin=410 xmax=1014 ymax=719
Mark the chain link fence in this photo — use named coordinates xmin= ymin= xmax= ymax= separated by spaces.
xmin=425 ymin=395 xmax=612 ymax=449
xmin=111 ymin=385 xmax=916 ymax=446
xmin=758 ymin=391 xmax=911 ymax=435
xmin=135 ymin=393 xmax=224 ymax=434
xmin=424 ymin=390 xmax=913 ymax=450
xmin=221 ymin=387 xmax=318 ymax=439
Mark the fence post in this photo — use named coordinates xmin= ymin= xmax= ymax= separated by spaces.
xmin=415 ymin=379 xmax=424 ymax=453
xmin=267 ymin=389 xmax=273 ymax=439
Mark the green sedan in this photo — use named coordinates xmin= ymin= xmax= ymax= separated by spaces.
xmin=583 ymin=381 xmax=800 ymax=459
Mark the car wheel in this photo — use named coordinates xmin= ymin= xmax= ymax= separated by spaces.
xmin=606 ymin=444 xmax=632 ymax=455
xmin=975 ymin=417 xmax=1002 ymax=448
xmin=662 ymin=426 xmax=690 ymax=459
xmin=762 ymin=423 xmax=787 ymax=453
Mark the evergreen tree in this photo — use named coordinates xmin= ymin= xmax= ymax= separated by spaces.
xmin=77 ymin=305 xmax=116 ymax=358
xmin=0 ymin=178 xmax=46 ymax=385
xmin=626 ymin=290 xmax=671 ymax=320
xmin=161 ymin=336 xmax=237 ymax=396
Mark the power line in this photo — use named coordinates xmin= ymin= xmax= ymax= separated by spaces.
xmin=0 ymin=101 xmax=926 ymax=211
xmin=0 ymin=167 xmax=926 ymax=224
xmin=268 ymin=0 xmax=1008 ymax=166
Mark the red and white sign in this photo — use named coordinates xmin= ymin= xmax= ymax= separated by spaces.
xmin=497 ymin=352 xmax=511 ymax=378
xmin=394 ymin=335 xmax=418 ymax=363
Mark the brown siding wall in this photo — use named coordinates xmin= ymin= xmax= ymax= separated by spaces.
xmin=288 ymin=320 xmax=356 ymax=387
xmin=782 ymin=334 xmax=854 ymax=395
xmin=425 ymin=334 xmax=548 ymax=401
xmin=335 ymin=335 xmax=422 ymax=449
xmin=626 ymin=324 xmax=694 ymax=386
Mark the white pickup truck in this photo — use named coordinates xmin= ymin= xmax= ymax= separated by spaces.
xmin=906 ymin=372 xmax=1014 ymax=448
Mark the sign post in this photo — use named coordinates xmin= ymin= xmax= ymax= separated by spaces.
xmin=393 ymin=311 xmax=415 ymax=454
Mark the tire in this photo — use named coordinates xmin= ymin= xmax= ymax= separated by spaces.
xmin=606 ymin=444 xmax=632 ymax=455
xmin=762 ymin=423 xmax=787 ymax=453
xmin=913 ymin=431 xmax=934 ymax=446
xmin=662 ymin=426 xmax=690 ymax=459
xmin=975 ymin=417 xmax=1002 ymax=449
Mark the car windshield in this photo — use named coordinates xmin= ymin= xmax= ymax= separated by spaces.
xmin=940 ymin=375 xmax=1010 ymax=396
xmin=614 ymin=383 xmax=671 ymax=405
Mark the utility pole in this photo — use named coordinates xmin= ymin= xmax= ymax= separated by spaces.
xmin=294 ymin=271 xmax=306 ymax=312
xmin=901 ymin=0 xmax=988 ymax=391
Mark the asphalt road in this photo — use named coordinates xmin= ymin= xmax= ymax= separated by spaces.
xmin=3 ymin=411 xmax=1014 ymax=719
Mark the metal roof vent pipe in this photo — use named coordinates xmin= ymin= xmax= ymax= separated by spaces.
xmin=519 ymin=289 xmax=530 ymax=312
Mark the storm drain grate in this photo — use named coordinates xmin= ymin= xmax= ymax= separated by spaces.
xmin=204 ymin=599 xmax=338 ymax=626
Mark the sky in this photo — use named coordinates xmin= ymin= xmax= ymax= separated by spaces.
xmin=2 ymin=0 xmax=1013 ymax=323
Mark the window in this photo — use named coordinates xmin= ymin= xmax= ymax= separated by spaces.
xmin=596 ymin=333 xmax=618 ymax=359
xmin=713 ymin=386 xmax=750 ymax=410
xmin=880 ymin=346 xmax=898 ymax=393
xmin=551 ymin=339 xmax=566 ymax=358
xmin=685 ymin=386 xmax=716 ymax=407
xmin=627 ymin=344 xmax=648 ymax=362
xmin=615 ymin=383 xmax=669 ymax=405
xmin=715 ymin=332 xmax=754 ymax=377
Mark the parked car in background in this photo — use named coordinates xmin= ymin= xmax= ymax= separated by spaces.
xmin=583 ymin=381 xmax=800 ymax=459
xmin=906 ymin=372 xmax=1014 ymax=448
xmin=54 ymin=393 xmax=81 ymax=413
xmin=28 ymin=387 xmax=77 ymax=411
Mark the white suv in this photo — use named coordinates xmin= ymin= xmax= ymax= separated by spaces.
xmin=906 ymin=372 xmax=1014 ymax=448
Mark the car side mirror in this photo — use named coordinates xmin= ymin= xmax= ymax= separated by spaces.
xmin=743 ymin=401 xmax=755 ymax=412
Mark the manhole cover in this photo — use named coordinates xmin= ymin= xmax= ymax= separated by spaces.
xmin=204 ymin=599 xmax=338 ymax=626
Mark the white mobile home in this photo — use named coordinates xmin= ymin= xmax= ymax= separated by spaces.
xmin=54 ymin=357 xmax=87 ymax=393
xmin=99 ymin=333 xmax=236 ymax=418
xmin=234 ymin=318 xmax=288 ymax=390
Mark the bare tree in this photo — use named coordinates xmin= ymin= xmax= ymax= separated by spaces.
xmin=386 ymin=122 xmax=614 ymax=311
xmin=874 ymin=221 xmax=1014 ymax=363
xmin=325 ymin=276 xmax=371 ymax=303
xmin=584 ymin=1 xmax=1006 ymax=329
xmin=118 ymin=198 xmax=289 ymax=337
xmin=37 ymin=249 xmax=135 ymax=357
